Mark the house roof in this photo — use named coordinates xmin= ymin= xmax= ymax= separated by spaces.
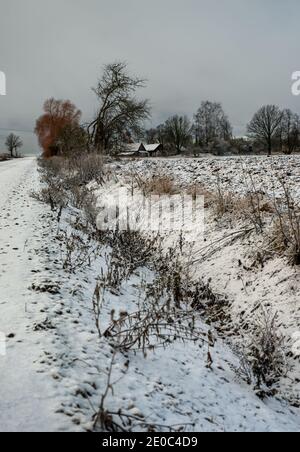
xmin=118 ymin=151 xmax=137 ymax=157
xmin=144 ymin=144 xmax=161 ymax=152
xmin=124 ymin=143 xmax=145 ymax=152
xmin=119 ymin=142 xmax=162 ymax=157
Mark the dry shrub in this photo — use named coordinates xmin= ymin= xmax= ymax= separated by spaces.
xmin=59 ymin=230 xmax=101 ymax=273
xmin=68 ymin=185 xmax=97 ymax=212
xmin=212 ymin=189 xmax=236 ymax=217
xmin=186 ymin=184 xmax=214 ymax=208
xmin=31 ymin=186 xmax=67 ymax=211
xmin=104 ymin=301 xmax=206 ymax=354
xmin=237 ymin=308 xmax=286 ymax=397
xmin=270 ymin=216 xmax=300 ymax=265
xmin=38 ymin=156 xmax=67 ymax=178
xmin=101 ymin=235 xmax=209 ymax=355
xmin=0 ymin=153 xmax=11 ymax=162
xmin=35 ymin=157 xmax=68 ymax=210
xmin=106 ymin=230 xmax=160 ymax=287
xmin=209 ymin=179 xmax=272 ymax=233
xmin=209 ymin=173 xmax=236 ymax=217
xmin=69 ymin=153 xmax=104 ymax=185
xmin=39 ymin=152 xmax=104 ymax=186
xmin=132 ymin=173 xmax=178 ymax=196
xmin=232 ymin=194 xmax=272 ymax=233
xmin=269 ymin=181 xmax=300 ymax=265
xmin=187 ymin=181 xmax=236 ymax=218
xmin=150 ymin=176 xmax=177 ymax=195
xmin=36 ymin=154 xmax=104 ymax=217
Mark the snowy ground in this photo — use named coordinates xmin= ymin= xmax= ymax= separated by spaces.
xmin=0 ymin=156 xmax=300 ymax=432
xmin=107 ymin=156 xmax=300 ymax=405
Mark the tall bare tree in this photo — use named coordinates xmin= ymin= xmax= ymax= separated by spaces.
xmin=247 ymin=105 xmax=283 ymax=156
xmin=88 ymin=62 xmax=150 ymax=153
xmin=279 ymin=109 xmax=300 ymax=154
xmin=164 ymin=115 xmax=192 ymax=154
xmin=145 ymin=128 xmax=158 ymax=144
xmin=156 ymin=124 xmax=168 ymax=147
xmin=145 ymin=124 xmax=169 ymax=146
xmin=194 ymin=101 xmax=232 ymax=146
xmin=5 ymin=133 xmax=23 ymax=158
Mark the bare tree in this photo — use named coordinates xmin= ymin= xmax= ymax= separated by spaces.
xmin=164 ymin=115 xmax=192 ymax=154
xmin=5 ymin=133 xmax=23 ymax=158
xmin=247 ymin=105 xmax=283 ymax=156
xmin=88 ymin=62 xmax=150 ymax=153
xmin=145 ymin=124 xmax=169 ymax=150
xmin=279 ymin=109 xmax=300 ymax=154
xmin=156 ymin=124 xmax=168 ymax=147
xmin=194 ymin=101 xmax=232 ymax=147
xmin=145 ymin=128 xmax=158 ymax=144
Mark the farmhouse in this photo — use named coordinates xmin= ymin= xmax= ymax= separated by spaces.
xmin=118 ymin=142 xmax=163 ymax=158
xmin=118 ymin=143 xmax=146 ymax=157
xmin=144 ymin=143 xmax=163 ymax=157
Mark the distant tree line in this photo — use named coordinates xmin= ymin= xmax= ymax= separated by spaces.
xmin=247 ymin=106 xmax=300 ymax=156
xmin=145 ymin=101 xmax=233 ymax=155
xmin=33 ymin=61 xmax=300 ymax=158
xmin=146 ymin=103 xmax=300 ymax=157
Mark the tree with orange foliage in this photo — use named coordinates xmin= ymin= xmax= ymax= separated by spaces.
xmin=35 ymin=98 xmax=82 ymax=158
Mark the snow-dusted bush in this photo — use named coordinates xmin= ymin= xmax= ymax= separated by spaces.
xmin=34 ymin=157 xmax=69 ymax=210
xmin=106 ymin=230 xmax=160 ymax=286
xmin=35 ymin=153 xmax=104 ymax=213
xmin=131 ymin=173 xmax=178 ymax=196
xmin=59 ymin=230 xmax=101 ymax=273
xmin=68 ymin=153 xmax=104 ymax=185
xmin=238 ymin=309 xmax=286 ymax=397
xmin=269 ymin=180 xmax=300 ymax=265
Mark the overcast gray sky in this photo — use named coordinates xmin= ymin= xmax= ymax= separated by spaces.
xmin=1 ymin=0 xmax=300 ymax=152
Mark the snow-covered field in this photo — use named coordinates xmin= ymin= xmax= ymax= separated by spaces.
xmin=0 ymin=156 xmax=300 ymax=432
xmin=107 ymin=156 xmax=300 ymax=404
xmin=114 ymin=155 xmax=300 ymax=197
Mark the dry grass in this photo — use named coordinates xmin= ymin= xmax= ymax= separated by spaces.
xmin=0 ymin=153 xmax=11 ymax=162
xmin=69 ymin=153 xmax=104 ymax=185
xmin=203 ymin=174 xmax=300 ymax=265
xmin=132 ymin=173 xmax=178 ymax=196
xmin=267 ymin=179 xmax=300 ymax=265
xmin=184 ymin=172 xmax=300 ymax=266
xmin=149 ymin=176 xmax=177 ymax=195
xmin=35 ymin=153 xmax=104 ymax=214
xmin=212 ymin=190 xmax=236 ymax=217
xmin=269 ymin=215 xmax=300 ymax=265
xmin=186 ymin=184 xmax=214 ymax=208
xmin=237 ymin=308 xmax=286 ymax=397
xmin=232 ymin=194 xmax=274 ymax=233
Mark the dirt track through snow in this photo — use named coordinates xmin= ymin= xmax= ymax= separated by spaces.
xmin=0 ymin=158 xmax=65 ymax=432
